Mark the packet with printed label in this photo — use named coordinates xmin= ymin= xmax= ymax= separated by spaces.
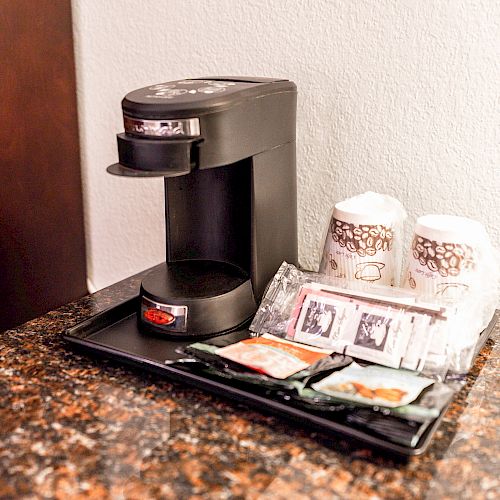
xmin=311 ymin=362 xmax=434 ymax=408
xmin=215 ymin=333 xmax=333 ymax=379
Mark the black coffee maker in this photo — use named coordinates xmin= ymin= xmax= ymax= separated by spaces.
xmin=108 ymin=77 xmax=297 ymax=337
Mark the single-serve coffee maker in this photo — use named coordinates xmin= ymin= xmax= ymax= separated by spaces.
xmin=108 ymin=77 xmax=297 ymax=337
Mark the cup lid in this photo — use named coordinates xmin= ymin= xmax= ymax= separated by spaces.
xmin=333 ymin=191 xmax=407 ymax=226
xmin=415 ymin=214 xmax=488 ymax=246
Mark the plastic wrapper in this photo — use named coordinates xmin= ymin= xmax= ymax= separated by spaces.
xmin=176 ymin=331 xmax=457 ymax=420
xmin=319 ymin=191 xmax=407 ymax=286
xmin=250 ymin=262 xmax=497 ymax=379
xmin=215 ymin=334 xmax=333 ymax=379
xmin=283 ymin=377 xmax=458 ymax=422
xmin=345 ymin=410 xmax=431 ymax=448
xmin=436 ymin=286 xmax=498 ymax=377
xmin=176 ymin=337 xmax=460 ymax=448
xmin=251 ymin=263 xmax=448 ymax=372
xmin=175 ymin=332 xmax=352 ymax=392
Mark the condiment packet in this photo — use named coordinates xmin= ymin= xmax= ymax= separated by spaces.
xmin=215 ymin=333 xmax=333 ymax=379
xmin=178 ymin=341 xmax=351 ymax=392
xmin=400 ymin=314 xmax=435 ymax=371
xmin=286 ymin=282 xmax=445 ymax=370
xmin=311 ymin=362 xmax=434 ymax=408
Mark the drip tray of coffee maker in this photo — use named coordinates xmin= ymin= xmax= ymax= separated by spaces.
xmin=142 ymin=260 xmax=250 ymax=299
xmin=138 ymin=261 xmax=257 ymax=337
xmin=64 ymin=295 xmax=251 ymax=365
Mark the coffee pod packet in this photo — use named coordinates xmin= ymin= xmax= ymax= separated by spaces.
xmin=319 ymin=191 xmax=407 ymax=287
xmin=311 ymin=362 xmax=434 ymax=408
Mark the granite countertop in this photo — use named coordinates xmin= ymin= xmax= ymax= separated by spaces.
xmin=1 ymin=267 xmax=498 ymax=499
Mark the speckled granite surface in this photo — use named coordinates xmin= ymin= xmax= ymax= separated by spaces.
xmin=0 ymin=266 xmax=498 ymax=499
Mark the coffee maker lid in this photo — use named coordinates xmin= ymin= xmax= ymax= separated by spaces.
xmin=122 ymin=77 xmax=295 ymax=119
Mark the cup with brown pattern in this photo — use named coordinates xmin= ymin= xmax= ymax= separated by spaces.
xmin=403 ymin=214 xmax=488 ymax=299
xmin=320 ymin=193 xmax=406 ymax=286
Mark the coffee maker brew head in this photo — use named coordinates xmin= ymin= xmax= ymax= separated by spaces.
xmin=108 ymin=77 xmax=297 ymax=337
xmin=107 ymin=77 xmax=296 ymax=177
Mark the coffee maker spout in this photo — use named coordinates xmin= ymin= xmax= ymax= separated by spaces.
xmin=107 ymin=133 xmax=200 ymax=178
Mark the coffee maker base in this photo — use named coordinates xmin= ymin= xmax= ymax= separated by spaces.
xmin=139 ymin=260 xmax=257 ymax=337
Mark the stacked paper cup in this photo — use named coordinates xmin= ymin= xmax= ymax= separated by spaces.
xmin=319 ymin=192 xmax=407 ymax=286
xmin=403 ymin=214 xmax=490 ymax=299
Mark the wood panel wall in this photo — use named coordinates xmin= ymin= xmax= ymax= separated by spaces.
xmin=0 ymin=0 xmax=87 ymax=331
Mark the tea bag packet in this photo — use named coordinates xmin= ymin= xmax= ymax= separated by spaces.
xmin=320 ymin=192 xmax=407 ymax=286
xmin=215 ymin=333 xmax=334 ymax=379
xmin=311 ymin=362 xmax=434 ymax=408
xmin=285 ymin=281 xmax=446 ymax=370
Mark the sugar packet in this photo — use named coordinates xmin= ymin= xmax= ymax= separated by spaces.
xmin=286 ymin=282 xmax=445 ymax=370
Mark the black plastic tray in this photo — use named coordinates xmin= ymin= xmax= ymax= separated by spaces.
xmin=64 ymin=298 xmax=498 ymax=456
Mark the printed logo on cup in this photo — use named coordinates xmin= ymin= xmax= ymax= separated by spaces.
xmin=319 ymin=192 xmax=407 ymax=286
xmin=406 ymin=234 xmax=475 ymax=298
xmin=327 ymin=218 xmax=396 ymax=286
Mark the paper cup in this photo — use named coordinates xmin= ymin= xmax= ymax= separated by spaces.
xmin=403 ymin=214 xmax=488 ymax=299
xmin=320 ymin=192 xmax=406 ymax=286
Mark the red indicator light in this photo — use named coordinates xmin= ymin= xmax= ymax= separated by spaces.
xmin=144 ymin=308 xmax=175 ymax=326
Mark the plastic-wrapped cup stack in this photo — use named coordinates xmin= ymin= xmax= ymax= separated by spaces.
xmin=403 ymin=214 xmax=489 ymax=299
xmin=319 ymin=192 xmax=407 ymax=286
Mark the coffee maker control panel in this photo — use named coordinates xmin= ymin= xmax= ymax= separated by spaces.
xmin=141 ymin=297 xmax=188 ymax=333
xmin=121 ymin=77 xmax=294 ymax=119
xmin=145 ymin=79 xmax=240 ymax=100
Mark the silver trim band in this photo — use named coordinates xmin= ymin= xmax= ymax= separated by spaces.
xmin=124 ymin=115 xmax=200 ymax=137
xmin=141 ymin=296 xmax=188 ymax=333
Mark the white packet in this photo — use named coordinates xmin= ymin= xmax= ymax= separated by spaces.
xmin=285 ymin=281 xmax=446 ymax=370
xmin=312 ymin=362 xmax=434 ymax=408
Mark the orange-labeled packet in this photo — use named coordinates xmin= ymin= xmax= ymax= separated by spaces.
xmin=215 ymin=334 xmax=333 ymax=379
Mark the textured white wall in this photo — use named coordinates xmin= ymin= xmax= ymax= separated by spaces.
xmin=72 ymin=0 xmax=499 ymax=291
